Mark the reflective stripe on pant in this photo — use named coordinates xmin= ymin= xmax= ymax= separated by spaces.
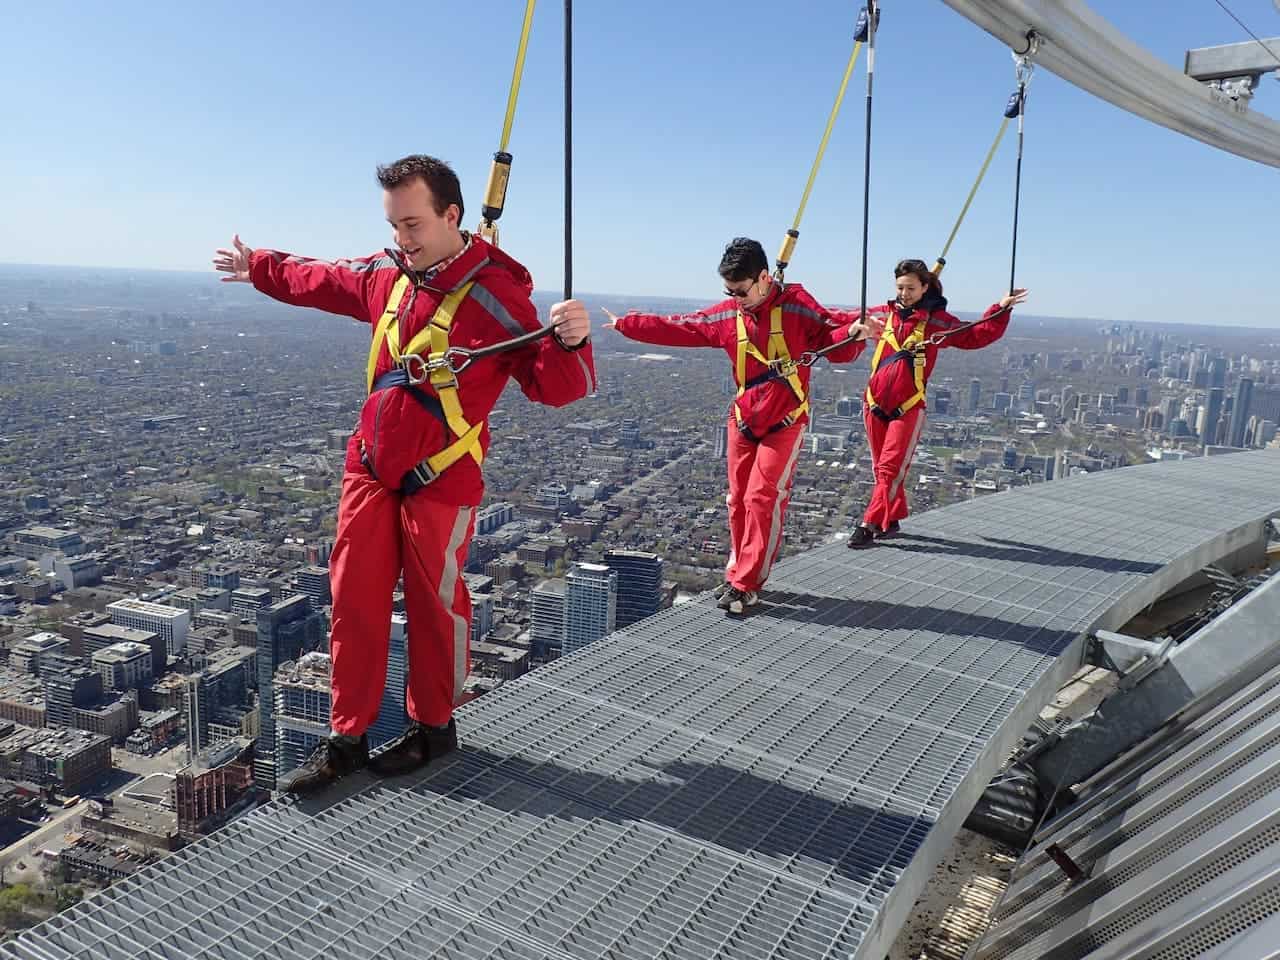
xmin=328 ymin=470 xmax=474 ymax=735
xmin=725 ymin=415 xmax=806 ymax=592
xmin=863 ymin=404 xmax=926 ymax=531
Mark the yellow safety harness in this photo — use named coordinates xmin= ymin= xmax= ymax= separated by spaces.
xmin=734 ymin=305 xmax=809 ymax=436
xmin=865 ymin=315 xmax=928 ymax=419
xmin=365 ymin=276 xmax=485 ymax=487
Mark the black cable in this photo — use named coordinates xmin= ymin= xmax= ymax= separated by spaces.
xmin=858 ymin=2 xmax=877 ymax=322
xmin=1009 ymin=81 xmax=1026 ymax=296
xmin=1211 ymin=0 xmax=1280 ymax=67
xmin=564 ymin=0 xmax=573 ymax=301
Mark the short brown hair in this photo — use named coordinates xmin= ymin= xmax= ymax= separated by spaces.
xmin=376 ymin=155 xmax=465 ymax=222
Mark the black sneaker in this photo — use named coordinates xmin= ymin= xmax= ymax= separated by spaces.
xmin=281 ymin=733 xmax=369 ymax=795
xmin=877 ymin=521 xmax=901 ymax=539
xmin=713 ymin=581 xmax=732 ymax=600
xmin=847 ymin=523 xmax=879 ymax=549
xmin=368 ymin=718 xmax=458 ymax=777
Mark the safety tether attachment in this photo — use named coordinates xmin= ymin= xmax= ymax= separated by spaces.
xmin=933 ymin=30 xmax=1037 ymax=279
xmin=864 ymin=314 xmax=928 ymax=418
xmin=734 ymin=306 xmax=809 ymax=432
xmin=774 ymin=8 xmax=871 ymax=279
xmin=366 ymin=277 xmax=485 ymax=479
xmin=479 ymin=0 xmax=538 ymax=246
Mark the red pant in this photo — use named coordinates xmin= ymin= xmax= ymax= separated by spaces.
xmin=725 ymin=416 xmax=806 ymax=592
xmin=863 ymin=405 xmax=926 ymax=530
xmin=328 ymin=471 xmax=474 ymax=735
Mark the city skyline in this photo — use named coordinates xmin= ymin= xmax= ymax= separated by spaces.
xmin=3 ymin=1 xmax=1280 ymax=324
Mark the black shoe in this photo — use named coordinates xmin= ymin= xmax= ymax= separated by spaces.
xmin=281 ymin=734 xmax=368 ymax=795
xmin=877 ymin=521 xmax=901 ymax=539
xmin=847 ymin=523 xmax=879 ymax=549
xmin=368 ymin=718 xmax=458 ymax=777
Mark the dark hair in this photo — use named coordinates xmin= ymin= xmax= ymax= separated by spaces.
xmin=718 ymin=237 xmax=768 ymax=282
xmin=894 ymin=258 xmax=943 ymax=297
xmin=376 ymin=154 xmax=465 ymax=222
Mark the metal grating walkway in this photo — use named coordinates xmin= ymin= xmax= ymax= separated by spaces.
xmin=8 ymin=450 xmax=1280 ymax=960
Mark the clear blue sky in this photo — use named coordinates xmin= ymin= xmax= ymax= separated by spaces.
xmin=2 ymin=0 xmax=1278 ymax=323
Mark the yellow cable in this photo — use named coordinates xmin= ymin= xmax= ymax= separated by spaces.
xmin=934 ymin=116 xmax=1010 ymax=274
xmin=791 ymin=39 xmax=863 ymax=232
xmin=499 ymin=0 xmax=538 ymax=152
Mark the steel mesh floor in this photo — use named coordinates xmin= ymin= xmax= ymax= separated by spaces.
xmin=8 ymin=450 xmax=1280 ymax=960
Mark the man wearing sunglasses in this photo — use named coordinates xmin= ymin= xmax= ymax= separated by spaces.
xmin=604 ymin=238 xmax=881 ymax=615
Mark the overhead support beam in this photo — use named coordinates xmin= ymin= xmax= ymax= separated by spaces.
xmin=939 ymin=0 xmax=1280 ymax=168
xmin=1185 ymin=37 xmax=1280 ymax=82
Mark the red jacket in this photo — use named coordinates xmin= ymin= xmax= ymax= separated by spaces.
xmin=613 ymin=283 xmax=867 ymax=437
xmin=858 ymin=294 xmax=1010 ymax=413
xmin=249 ymin=237 xmax=596 ymax=506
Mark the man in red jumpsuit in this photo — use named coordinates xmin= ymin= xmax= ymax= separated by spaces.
xmin=847 ymin=259 xmax=1027 ymax=548
xmin=213 ymin=155 xmax=595 ymax=793
xmin=604 ymin=238 xmax=881 ymax=614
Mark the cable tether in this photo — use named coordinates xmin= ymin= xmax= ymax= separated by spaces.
xmin=479 ymin=0 xmax=539 ymax=245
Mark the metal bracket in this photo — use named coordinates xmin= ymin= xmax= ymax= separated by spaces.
xmin=1091 ymin=630 xmax=1174 ymax=686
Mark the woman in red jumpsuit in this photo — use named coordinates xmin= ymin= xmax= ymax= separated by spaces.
xmin=847 ymin=259 xmax=1028 ymax=548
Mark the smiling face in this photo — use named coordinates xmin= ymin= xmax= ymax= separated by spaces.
xmin=895 ymin=272 xmax=929 ymax=308
xmin=383 ymin=178 xmax=460 ymax=271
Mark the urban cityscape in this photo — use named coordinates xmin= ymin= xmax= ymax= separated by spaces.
xmin=0 ymin=261 xmax=1278 ymax=933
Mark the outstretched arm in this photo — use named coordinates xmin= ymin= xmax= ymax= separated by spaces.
xmin=213 ymin=234 xmax=383 ymax=323
xmin=943 ymin=288 xmax=1028 ymax=350
xmin=602 ymin=304 xmax=731 ymax=349
xmin=817 ymin=309 xmax=886 ymax=362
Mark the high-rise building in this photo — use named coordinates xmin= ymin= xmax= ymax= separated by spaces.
xmin=107 ymin=598 xmax=190 ymax=658
xmin=296 ymin=567 xmax=331 ymax=609
xmin=232 ymin=587 xmax=274 ymax=620
xmin=531 ymin=579 xmax=567 ymax=656
xmin=91 ymin=642 xmax=153 ymax=692
xmin=713 ymin=427 xmax=728 ymax=460
xmin=475 ymin=502 xmax=515 ymax=535
xmin=470 ymin=593 xmax=494 ymax=643
xmin=206 ymin=566 xmax=241 ymax=591
xmin=1209 ymin=356 xmax=1227 ymax=388
xmin=274 ymin=653 xmax=333 ymax=781
xmin=564 ymin=563 xmax=617 ymax=657
xmin=83 ymin=623 xmax=165 ymax=678
xmin=1229 ymin=378 xmax=1254 ymax=448
xmin=969 ymin=378 xmax=982 ymax=413
xmin=1251 ymin=387 xmax=1280 ymax=424
xmin=43 ymin=663 xmax=103 ymax=729
xmin=1203 ymin=387 xmax=1225 ymax=449
xmin=255 ymin=595 xmax=323 ymax=789
xmin=369 ymin=614 xmax=409 ymax=750
xmin=603 ymin=550 xmax=663 ymax=629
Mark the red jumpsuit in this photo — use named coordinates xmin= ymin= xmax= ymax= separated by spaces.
xmin=614 ymin=283 xmax=865 ymax=592
xmin=856 ymin=294 xmax=1010 ymax=531
xmin=249 ymin=238 xmax=596 ymax=732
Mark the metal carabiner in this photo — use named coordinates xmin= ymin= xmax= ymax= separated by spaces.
xmin=400 ymin=353 xmax=432 ymax=385
xmin=441 ymin=346 xmax=476 ymax=375
xmin=771 ymin=358 xmax=799 ymax=378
